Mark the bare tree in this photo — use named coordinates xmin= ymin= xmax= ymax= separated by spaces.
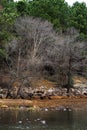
xmin=4 ymin=17 xmax=87 ymax=96
xmin=15 ymin=16 xmax=55 ymax=63
xmin=54 ymin=29 xmax=87 ymax=94
xmin=6 ymin=16 xmax=56 ymax=81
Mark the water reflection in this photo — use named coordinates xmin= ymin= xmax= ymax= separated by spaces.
xmin=0 ymin=108 xmax=87 ymax=130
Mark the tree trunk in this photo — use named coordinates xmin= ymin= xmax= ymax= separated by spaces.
xmin=67 ymin=48 xmax=72 ymax=96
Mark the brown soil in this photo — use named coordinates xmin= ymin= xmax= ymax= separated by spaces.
xmin=0 ymin=96 xmax=87 ymax=110
xmin=32 ymin=97 xmax=87 ymax=110
xmin=0 ymin=99 xmax=32 ymax=108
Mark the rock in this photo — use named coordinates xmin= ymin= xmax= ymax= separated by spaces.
xmin=2 ymin=88 xmax=8 ymax=99
xmin=69 ymin=109 xmax=72 ymax=111
xmin=0 ymin=88 xmax=8 ymax=99
xmin=18 ymin=87 xmax=27 ymax=99
xmin=9 ymin=86 xmax=19 ymax=99
xmin=18 ymin=86 xmax=33 ymax=99
xmin=46 ymin=88 xmax=56 ymax=96
xmin=1 ymin=105 xmax=8 ymax=108
xmin=45 ymin=108 xmax=48 ymax=111
xmin=40 ymin=120 xmax=46 ymax=124
xmin=63 ymin=108 xmax=67 ymax=111
xmin=81 ymin=88 xmax=87 ymax=95
xmin=18 ymin=121 xmax=22 ymax=124
xmin=37 ymin=118 xmax=41 ymax=121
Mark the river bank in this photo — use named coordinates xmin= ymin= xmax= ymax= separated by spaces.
xmin=0 ymin=97 xmax=87 ymax=111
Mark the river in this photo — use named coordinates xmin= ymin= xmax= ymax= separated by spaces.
xmin=0 ymin=108 xmax=87 ymax=130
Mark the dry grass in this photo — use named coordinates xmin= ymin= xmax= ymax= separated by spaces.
xmin=73 ymin=76 xmax=87 ymax=84
xmin=30 ymin=76 xmax=87 ymax=89
xmin=31 ymin=78 xmax=57 ymax=89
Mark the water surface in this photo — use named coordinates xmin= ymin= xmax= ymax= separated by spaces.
xmin=0 ymin=108 xmax=87 ymax=130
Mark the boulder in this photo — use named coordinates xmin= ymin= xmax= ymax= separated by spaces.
xmin=0 ymin=87 xmax=8 ymax=99
xmin=9 ymin=86 xmax=19 ymax=99
xmin=18 ymin=86 xmax=33 ymax=99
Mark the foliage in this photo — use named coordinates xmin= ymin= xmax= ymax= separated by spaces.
xmin=15 ymin=0 xmax=87 ymax=35
xmin=1 ymin=0 xmax=87 ymax=36
xmin=28 ymin=0 xmax=70 ymax=31
xmin=0 ymin=1 xmax=18 ymax=58
xmin=16 ymin=0 xmax=28 ymax=15
xmin=70 ymin=2 xmax=87 ymax=35
xmin=0 ymin=48 xmax=7 ymax=58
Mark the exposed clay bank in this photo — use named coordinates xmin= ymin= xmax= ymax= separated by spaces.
xmin=0 ymin=97 xmax=87 ymax=111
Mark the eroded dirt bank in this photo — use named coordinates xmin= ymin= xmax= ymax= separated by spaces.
xmin=0 ymin=97 xmax=87 ymax=111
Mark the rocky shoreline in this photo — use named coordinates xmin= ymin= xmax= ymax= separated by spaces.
xmin=0 ymin=85 xmax=87 ymax=99
xmin=0 ymin=75 xmax=87 ymax=99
